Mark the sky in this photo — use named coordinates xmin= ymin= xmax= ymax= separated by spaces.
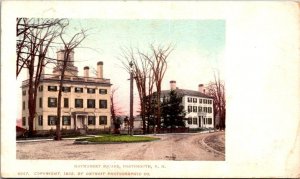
xmin=17 ymin=19 xmax=225 ymax=118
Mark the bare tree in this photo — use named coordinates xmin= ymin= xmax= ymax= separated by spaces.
xmin=119 ymin=47 xmax=156 ymax=134
xmin=143 ymin=44 xmax=173 ymax=133
xmin=110 ymin=87 xmax=124 ymax=134
xmin=206 ymin=71 xmax=226 ymax=130
xmin=16 ymin=18 xmax=67 ymax=77
xmin=119 ymin=44 xmax=173 ymax=134
xmin=55 ymin=25 xmax=87 ymax=140
xmin=16 ymin=18 xmax=68 ymax=137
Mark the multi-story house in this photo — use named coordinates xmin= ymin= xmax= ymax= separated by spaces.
xmin=21 ymin=49 xmax=112 ymax=134
xmin=161 ymin=81 xmax=214 ymax=129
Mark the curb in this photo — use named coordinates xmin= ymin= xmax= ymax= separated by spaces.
xmin=200 ymin=134 xmax=225 ymax=156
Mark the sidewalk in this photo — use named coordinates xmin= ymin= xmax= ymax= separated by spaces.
xmin=16 ymin=135 xmax=97 ymax=143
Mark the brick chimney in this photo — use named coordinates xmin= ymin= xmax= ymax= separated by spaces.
xmin=198 ymin=84 xmax=205 ymax=94
xmin=170 ymin=80 xmax=176 ymax=91
xmin=84 ymin=66 xmax=89 ymax=78
xmin=97 ymin=61 xmax=103 ymax=79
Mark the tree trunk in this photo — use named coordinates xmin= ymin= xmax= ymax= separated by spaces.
xmin=141 ymin=97 xmax=146 ymax=134
xmin=56 ymin=58 xmax=67 ymax=140
xmin=27 ymin=64 xmax=35 ymax=137
xmin=55 ymin=78 xmax=63 ymax=140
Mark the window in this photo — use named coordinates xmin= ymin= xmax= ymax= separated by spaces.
xmin=87 ymin=88 xmax=95 ymax=94
xmin=75 ymin=99 xmax=83 ymax=108
xmin=22 ymin=101 xmax=25 ymax=110
xmin=188 ymin=117 xmax=192 ymax=124
xmin=48 ymin=116 xmax=57 ymax=126
xmin=193 ymin=98 xmax=197 ymax=103
xmin=193 ymin=117 xmax=198 ymax=124
xmin=203 ymin=99 xmax=207 ymax=104
xmin=64 ymin=98 xmax=69 ymax=108
xmin=99 ymin=116 xmax=107 ymax=125
xmin=22 ymin=90 xmax=26 ymax=96
xmin=203 ymin=117 xmax=206 ymax=124
xmin=48 ymin=86 xmax=57 ymax=91
xmin=62 ymin=86 xmax=71 ymax=92
xmin=75 ymin=87 xmax=83 ymax=93
xmin=99 ymin=89 xmax=107 ymax=94
xmin=87 ymin=99 xmax=95 ymax=108
xmin=48 ymin=97 xmax=57 ymax=107
xmin=199 ymin=99 xmax=202 ymax=103
xmin=38 ymin=85 xmax=43 ymax=92
xmin=62 ymin=116 xmax=71 ymax=125
xmin=38 ymin=115 xmax=43 ymax=126
xmin=39 ymin=97 xmax=42 ymax=108
xmin=198 ymin=106 xmax=202 ymax=112
xmin=204 ymin=107 xmax=208 ymax=113
xmin=193 ymin=106 xmax=197 ymax=112
xmin=207 ymin=118 xmax=212 ymax=124
xmin=187 ymin=97 xmax=192 ymax=102
xmin=22 ymin=117 xmax=26 ymax=126
xmin=99 ymin=100 xmax=107 ymax=109
xmin=208 ymin=107 xmax=212 ymax=113
xmin=188 ymin=106 xmax=192 ymax=113
xmin=88 ymin=116 xmax=96 ymax=125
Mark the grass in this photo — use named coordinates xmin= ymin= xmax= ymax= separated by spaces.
xmin=75 ymin=134 xmax=160 ymax=143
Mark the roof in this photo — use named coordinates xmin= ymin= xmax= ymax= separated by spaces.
xmin=161 ymin=89 xmax=213 ymax=99
xmin=21 ymin=74 xmax=111 ymax=88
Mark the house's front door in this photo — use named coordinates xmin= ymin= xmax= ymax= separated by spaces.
xmin=76 ymin=115 xmax=85 ymax=129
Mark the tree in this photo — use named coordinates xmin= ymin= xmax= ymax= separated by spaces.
xmin=55 ymin=24 xmax=87 ymax=140
xmin=110 ymin=87 xmax=124 ymax=134
xmin=16 ymin=18 xmax=68 ymax=137
xmin=119 ymin=44 xmax=172 ymax=134
xmin=143 ymin=44 xmax=173 ymax=133
xmin=161 ymin=90 xmax=186 ymax=132
xmin=119 ymin=46 xmax=155 ymax=134
xmin=206 ymin=72 xmax=226 ymax=130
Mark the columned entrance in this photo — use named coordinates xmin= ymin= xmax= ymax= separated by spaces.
xmin=198 ymin=112 xmax=207 ymax=128
xmin=72 ymin=112 xmax=88 ymax=130
xmin=76 ymin=115 xmax=86 ymax=129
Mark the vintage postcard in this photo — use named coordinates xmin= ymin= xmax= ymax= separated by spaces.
xmin=1 ymin=1 xmax=300 ymax=178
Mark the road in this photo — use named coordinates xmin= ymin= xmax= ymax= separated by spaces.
xmin=17 ymin=132 xmax=225 ymax=160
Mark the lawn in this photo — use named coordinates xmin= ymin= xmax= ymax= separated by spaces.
xmin=75 ymin=135 xmax=160 ymax=143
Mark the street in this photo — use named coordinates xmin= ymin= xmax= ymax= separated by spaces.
xmin=17 ymin=132 xmax=225 ymax=161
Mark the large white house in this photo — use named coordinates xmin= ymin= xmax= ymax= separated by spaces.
xmin=161 ymin=81 xmax=214 ymax=129
xmin=21 ymin=49 xmax=112 ymax=134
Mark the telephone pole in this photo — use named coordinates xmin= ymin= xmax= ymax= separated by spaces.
xmin=129 ymin=61 xmax=134 ymax=135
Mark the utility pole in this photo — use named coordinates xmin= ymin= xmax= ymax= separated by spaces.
xmin=129 ymin=61 xmax=134 ymax=135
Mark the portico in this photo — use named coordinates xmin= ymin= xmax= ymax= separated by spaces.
xmin=72 ymin=112 xmax=88 ymax=130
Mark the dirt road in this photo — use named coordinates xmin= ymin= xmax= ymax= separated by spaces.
xmin=17 ymin=132 xmax=225 ymax=161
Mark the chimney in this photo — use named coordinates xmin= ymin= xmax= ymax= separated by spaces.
xmin=97 ymin=61 xmax=103 ymax=78
xmin=170 ymin=80 xmax=176 ymax=91
xmin=198 ymin=84 xmax=205 ymax=94
xmin=84 ymin=66 xmax=89 ymax=78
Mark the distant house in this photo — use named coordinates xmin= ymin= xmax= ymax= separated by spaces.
xmin=120 ymin=115 xmax=143 ymax=130
xmin=160 ymin=81 xmax=214 ymax=129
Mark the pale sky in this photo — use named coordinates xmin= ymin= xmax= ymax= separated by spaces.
xmin=17 ymin=19 xmax=225 ymax=118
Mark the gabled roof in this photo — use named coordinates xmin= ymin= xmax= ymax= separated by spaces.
xmin=161 ymin=89 xmax=213 ymax=99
